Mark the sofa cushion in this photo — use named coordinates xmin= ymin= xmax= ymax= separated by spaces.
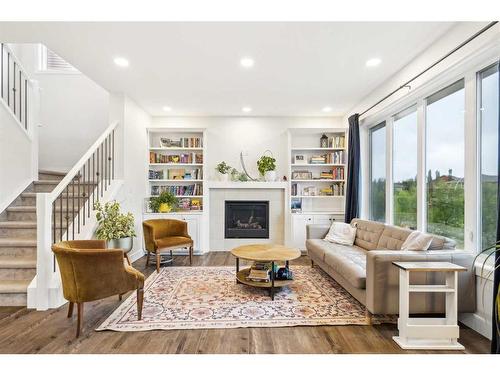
xmin=428 ymin=235 xmax=457 ymax=250
xmin=306 ymin=239 xmax=329 ymax=262
xmin=377 ymin=225 xmax=412 ymax=250
xmin=323 ymin=243 xmax=367 ymax=289
xmin=351 ymin=219 xmax=385 ymax=250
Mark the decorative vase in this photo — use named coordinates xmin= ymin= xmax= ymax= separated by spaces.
xmin=107 ymin=237 xmax=133 ymax=254
xmin=159 ymin=203 xmax=171 ymax=213
xmin=264 ymin=170 xmax=276 ymax=182
xmin=220 ymin=173 xmax=229 ymax=182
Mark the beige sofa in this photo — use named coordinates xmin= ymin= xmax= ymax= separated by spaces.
xmin=306 ymin=219 xmax=475 ymax=315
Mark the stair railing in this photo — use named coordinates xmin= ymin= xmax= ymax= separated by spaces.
xmin=0 ymin=43 xmax=33 ymax=131
xmin=35 ymin=121 xmax=119 ymax=309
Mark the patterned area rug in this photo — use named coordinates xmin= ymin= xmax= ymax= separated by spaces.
xmin=97 ymin=266 xmax=391 ymax=331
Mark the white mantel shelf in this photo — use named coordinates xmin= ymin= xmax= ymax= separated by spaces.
xmin=206 ymin=181 xmax=288 ymax=189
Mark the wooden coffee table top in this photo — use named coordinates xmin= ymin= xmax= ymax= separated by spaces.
xmin=230 ymin=244 xmax=301 ymax=262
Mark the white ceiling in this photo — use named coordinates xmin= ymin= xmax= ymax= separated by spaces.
xmin=0 ymin=22 xmax=457 ymax=117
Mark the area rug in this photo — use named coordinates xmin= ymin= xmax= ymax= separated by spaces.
xmin=97 ymin=266 xmax=392 ymax=331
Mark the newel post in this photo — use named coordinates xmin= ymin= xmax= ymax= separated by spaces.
xmin=35 ymin=193 xmax=52 ymax=310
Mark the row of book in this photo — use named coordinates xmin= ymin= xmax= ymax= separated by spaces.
xmin=324 ymin=135 xmax=345 ymax=148
xmin=148 ymin=169 xmax=203 ymax=180
xmin=149 ymin=152 xmax=203 ymax=164
xmin=310 ymin=151 xmax=345 ymax=164
xmin=160 ymin=137 xmax=203 ymax=148
xmin=246 ymin=262 xmax=273 ymax=282
xmin=177 ymin=198 xmax=202 ymax=211
xmin=291 ymin=182 xmax=345 ymax=196
xmin=150 ymin=184 xmax=203 ymax=196
xmin=328 ymin=167 xmax=344 ymax=180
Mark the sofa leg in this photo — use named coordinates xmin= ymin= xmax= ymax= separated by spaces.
xmin=76 ymin=302 xmax=84 ymax=338
xmin=67 ymin=302 xmax=74 ymax=318
xmin=118 ymin=294 xmax=123 ymax=301
xmin=156 ymin=253 xmax=161 ymax=273
xmin=189 ymin=245 xmax=193 ymax=266
xmin=137 ymin=287 xmax=144 ymax=320
xmin=146 ymin=251 xmax=150 ymax=267
xmin=311 ymin=259 xmax=314 ymax=268
xmin=365 ymin=308 xmax=372 ymax=325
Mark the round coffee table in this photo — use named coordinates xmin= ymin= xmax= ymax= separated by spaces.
xmin=230 ymin=244 xmax=301 ymax=300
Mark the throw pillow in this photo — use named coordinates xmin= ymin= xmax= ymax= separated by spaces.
xmin=324 ymin=222 xmax=357 ymax=246
xmin=401 ymin=231 xmax=434 ymax=251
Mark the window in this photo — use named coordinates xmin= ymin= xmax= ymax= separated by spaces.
xmin=393 ymin=107 xmax=417 ymax=229
xmin=39 ymin=45 xmax=78 ymax=72
xmin=479 ymin=64 xmax=499 ymax=250
xmin=370 ymin=122 xmax=386 ymax=222
xmin=425 ymin=80 xmax=465 ymax=247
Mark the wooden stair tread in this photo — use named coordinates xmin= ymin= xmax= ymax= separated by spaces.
xmin=0 ymin=257 xmax=36 ymax=268
xmin=6 ymin=206 xmax=36 ymax=212
xmin=0 ymin=279 xmax=31 ymax=293
xmin=0 ymin=221 xmax=37 ymax=229
xmin=0 ymin=239 xmax=37 ymax=247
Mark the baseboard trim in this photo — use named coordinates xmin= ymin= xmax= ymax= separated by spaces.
xmin=459 ymin=312 xmax=492 ymax=340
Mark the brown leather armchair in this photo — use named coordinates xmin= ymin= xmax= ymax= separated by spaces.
xmin=143 ymin=219 xmax=193 ymax=271
xmin=52 ymin=240 xmax=145 ymax=337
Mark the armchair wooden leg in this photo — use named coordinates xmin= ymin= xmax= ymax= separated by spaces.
xmin=67 ymin=302 xmax=74 ymax=318
xmin=311 ymin=259 xmax=314 ymax=268
xmin=189 ymin=245 xmax=193 ymax=266
xmin=118 ymin=294 xmax=123 ymax=301
xmin=146 ymin=251 xmax=150 ymax=267
xmin=156 ymin=252 xmax=161 ymax=273
xmin=365 ymin=308 xmax=372 ymax=325
xmin=76 ymin=302 xmax=84 ymax=338
xmin=137 ymin=287 xmax=144 ymax=320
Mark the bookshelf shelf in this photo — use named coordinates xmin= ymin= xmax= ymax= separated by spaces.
xmin=149 ymin=163 xmax=203 ymax=166
xmin=291 ymin=179 xmax=345 ymax=183
xmin=291 ymin=147 xmax=345 ymax=151
xmin=149 ymin=147 xmax=204 ymax=151
xmin=291 ymin=195 xmax=345 ymax=199
xmin=148 ymin=179 xmax=203 ymax=183
xmin=291 ymin=163 xmax=344 ymax=167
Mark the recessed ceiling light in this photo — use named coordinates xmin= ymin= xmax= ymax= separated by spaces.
xmin=322 ymin=106 xmax=332 ymax=113
xmin=162 ymin=106 xmax=172 ymax=112
xmin=365 ymin=58 xmax=381 ymax=67
xmin=240 ymin=57 xmax=255 ymax=69
xmin=113 ymin=57 xmax=129 ymax=67
xmin=242 ymin=106 xmax=252 ymax=113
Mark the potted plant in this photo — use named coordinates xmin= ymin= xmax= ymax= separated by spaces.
xmin=257 ymin=154 xmax=277 ymax=182
xmin=149 ymin=191 xmax=179 ymax=213
xmin=216 ymin=161 xmax=232 ymax=181
xmin=94 ymin=201 xmax=136 ymax=254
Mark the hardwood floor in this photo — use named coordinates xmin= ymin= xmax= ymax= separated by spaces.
xmin=0 ymin=252 xmax=491 ymax=354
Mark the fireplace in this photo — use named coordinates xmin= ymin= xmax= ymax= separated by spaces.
xmin=225 ymin=200 xmax=269 ymax=239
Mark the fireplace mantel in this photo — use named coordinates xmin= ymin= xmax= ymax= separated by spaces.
xmin=206 ymin=181 xmax=288 ymax=189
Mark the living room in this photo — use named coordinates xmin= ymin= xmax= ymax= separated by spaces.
xmin=0 ymin=0 xmax=499 ymax=372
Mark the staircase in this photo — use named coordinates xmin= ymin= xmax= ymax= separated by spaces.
xmin=0 ymin=171 xmax=97 ymax=306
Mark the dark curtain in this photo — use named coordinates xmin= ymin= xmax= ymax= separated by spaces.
xmin=345 ymin=114 xmax=360 ymax=223
xmin=493 ymin=63 xmax=500 ymax=354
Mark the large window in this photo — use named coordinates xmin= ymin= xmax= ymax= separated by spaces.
xmin=370 ymin=122 xmax=386 ymax=222
xmin=393 ymin=107 xmax=418 ymax=229
xmin=479 ymin=64 xmax=499 ymax=250
xmin=425 ymin=80 xmax=465 ymax=247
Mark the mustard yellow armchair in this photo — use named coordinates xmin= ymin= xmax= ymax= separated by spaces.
xmin=143 ymin=219 xmax=194 ymax=272
xmin=52 ymin=240 xmax=145 ymax=337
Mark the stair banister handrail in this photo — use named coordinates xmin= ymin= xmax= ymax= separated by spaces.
xmin=1 ymin=43 xmax=34 ymax=84
xmin=47 ymin=121 xmax=119 ymax=202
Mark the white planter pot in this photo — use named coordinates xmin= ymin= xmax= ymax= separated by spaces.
xmin=107 ymin=237 xmax=134 ymax=254
xmin=219 ymin=173 xmax=229 ymax=182
xmin=264 ymin=170 xmax=277 ymax=182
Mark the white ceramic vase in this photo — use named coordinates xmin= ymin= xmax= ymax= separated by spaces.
xmin=264 ymin=170 xmax=276 ymax=182
xmin=107 ymin=237 xmax=133 ymax=254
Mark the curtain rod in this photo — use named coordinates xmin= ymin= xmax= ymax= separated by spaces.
xmin=359 ymin=21 xmax=498 ymax=118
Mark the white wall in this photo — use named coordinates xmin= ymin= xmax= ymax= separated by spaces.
xmin=151 ymin=116 xmax=344 ymax=180
xmin=0 ymin=102 xmax=35 ymax=213
xmin=110 ymin=95 xmax=151 ymax=260
xmin=7 ymin=44 xmax=110 ymax=173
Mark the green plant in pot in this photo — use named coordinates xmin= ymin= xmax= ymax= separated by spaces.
xmin=216 ymin=161 xmax=232 ymax=182
xmin=94 ymin=201 xmax=136 ymax=254
xmin=149 ymin=191 xmax=179 ymax=213
xmin=257 ymin=154 xmax=277 ymax=182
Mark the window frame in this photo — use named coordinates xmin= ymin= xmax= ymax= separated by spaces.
xmin=361 ymin=48 xmax=499 ymax=253
xmin=368 ymin=121 xmax=387 ymax=222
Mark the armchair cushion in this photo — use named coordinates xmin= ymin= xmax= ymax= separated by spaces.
xmin=154 ymin=236 xmax=193 ymax=250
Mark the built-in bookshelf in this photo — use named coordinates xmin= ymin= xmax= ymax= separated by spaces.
xmin=287 ymin=128 xmax=347 ymax=215
xmin=146 ymin=128 xmax=207 ymax=213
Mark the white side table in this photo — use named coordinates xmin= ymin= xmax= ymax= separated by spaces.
xmin=392 ymin=261 xmax=466 ymax=350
